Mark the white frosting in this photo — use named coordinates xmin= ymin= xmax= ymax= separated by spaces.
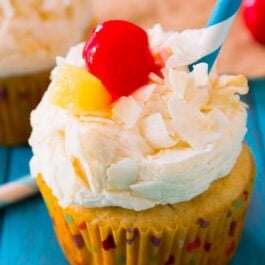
xmin=29 ymin=25 xmax=248 ymax=210
xmin=0 ymin=0 xmax=92 ymax=77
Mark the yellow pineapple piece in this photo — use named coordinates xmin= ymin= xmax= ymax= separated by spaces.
xmin=50 ymin=64 xmax=111 ymax=115
xmin=228 ymin=74 xmax=248 ymax=87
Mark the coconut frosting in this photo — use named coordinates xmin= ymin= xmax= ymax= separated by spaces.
xmin=0 ymin=0 xmax=92 ymax=78
xmin=29 ymin=25 xmax=248 ymax=211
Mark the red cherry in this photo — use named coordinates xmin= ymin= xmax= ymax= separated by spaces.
xmin=83 ymin=20 xmax=161 ymax=101
xmin=242 ymin=0 xmax=265 ymax=45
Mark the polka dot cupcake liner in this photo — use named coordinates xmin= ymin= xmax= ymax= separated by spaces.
xmin=0 ymin=71 xmax=50 ymax=145
xmin=37 ymin=166 xmax=255 ymax=265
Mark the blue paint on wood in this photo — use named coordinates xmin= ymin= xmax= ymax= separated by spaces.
xmin=0 ymin=196 xmax=67 ymax=265
xmin=0 ymin=147 xmax=67 ymax=265
xmin=0 ymin=201 xmax=8 ymax=208
xmin=231 ymin=80 xmax=265 ymax=265
xmin=0 ymin=147 xmax=9 ymax=252
xmin=0 ymin=148 xmax=8 ymax=184
xmin=6 ymin=146 xmax=32 ymax=181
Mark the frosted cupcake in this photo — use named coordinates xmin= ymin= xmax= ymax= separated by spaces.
xmin=29 ymin=20 xmax=255 ymax=265
xmin=0 ymin=0 xmax=92 ymax=145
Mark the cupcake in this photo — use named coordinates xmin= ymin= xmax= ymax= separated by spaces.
xmin=29 ymin=20 xmax=255 ymax=265
xmin=0 ymin=0 xmax=92 ymax=145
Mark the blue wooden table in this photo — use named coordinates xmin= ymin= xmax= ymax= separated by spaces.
xmin=0 ymin=79 xmax=264 ymax=265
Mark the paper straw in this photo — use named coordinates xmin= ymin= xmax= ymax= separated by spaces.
xmin=189 ymin=0 xmax=242 ymax=72
xmin=0 ymin=176 xmax=39 ymax=208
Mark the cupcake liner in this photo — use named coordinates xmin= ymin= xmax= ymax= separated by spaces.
xmin=0 ymin=71 xmax=50 ymax=145
xmin=37 ymin=170 xmax=254 ymax=265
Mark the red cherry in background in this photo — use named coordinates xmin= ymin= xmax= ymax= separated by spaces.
xmin=242 ymin=0 xmax=265 ymax=45
xmin=83 ymin=20 xmax=161 ymax=101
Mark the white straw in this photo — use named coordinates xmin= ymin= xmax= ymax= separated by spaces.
xmin=0 ymin=176 xmax=39 ymax=208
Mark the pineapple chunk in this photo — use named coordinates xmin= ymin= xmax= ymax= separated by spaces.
xmin=50 ymin=64 xmax=111 ymax=115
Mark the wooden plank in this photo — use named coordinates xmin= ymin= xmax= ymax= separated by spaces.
xmin=0 ymin=147 xmax=8 ymax=184
xmin=0 ymin=147 xmax=67 ymax=265
xmin=0 ymin=147 xmax=9 ymax=253
xmin=231 ymin=80 xmax=265 ymax=265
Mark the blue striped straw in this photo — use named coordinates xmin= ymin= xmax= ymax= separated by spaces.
xmin=189 ymin=0 xmax=243 ymax=72
xmin=0 ymin=176 xmax=39 ymax=208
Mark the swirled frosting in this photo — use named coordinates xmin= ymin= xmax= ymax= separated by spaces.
xmin=0 ymin=0 xmax=92 ymax=78
xmin=29 ymin=25 xmax=248 ymax=210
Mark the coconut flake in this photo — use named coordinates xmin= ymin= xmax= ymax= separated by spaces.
xmin=167 ymin=95 xmax=205 ymax=149
xmin=218 ymin=75 xmax=248 ymax=90
xmin=191 ymin=63 xmax=209 ymax=87
xmin=168 ymin=94 xmax=228 ymax=149
xmin=204 ymin=108 xmax=229 ymax=142
xmin=107 ymin=158 xmax=138 ymax=190
xmin=165 ymin=29 xmax=206 ymax=67
xmin=148 ymin=24 xmax=174 ymax=51
xmin=64 ymin=42 xmax=86 ymax=68
xmin=132 ymin=84 xmax=156 ymax=102
xmin=112 ymin=96 xmax=142 ymax=128
xmin=168 ymin=69 xmax=190 ymax=99
xmin=184 ymin=84 xmax=209 ymax=108
xmin=130 ymin=180 xmax=184 ymax=201
xmin=130 ymin=181 xmax=162 ymax=200
xmin=140 ymin=113 xmax=177 ymax=149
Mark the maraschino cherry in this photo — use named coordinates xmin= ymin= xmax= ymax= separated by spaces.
xmin=83 ymin=20 xmax=160 ymax=101
xmin=242 ymin=0 xmax=265 ymax=45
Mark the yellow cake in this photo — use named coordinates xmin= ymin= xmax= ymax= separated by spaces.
xmin=29 ymin=20 xmax=255 ymax=265
xmin=37 ymin=145 xmax=254 ymax=265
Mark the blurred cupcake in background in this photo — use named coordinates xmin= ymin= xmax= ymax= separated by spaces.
xmin=91 ymin=0 xmax=265 ymax=77
xmin=0 ymin=0 xmax=93 ymax=145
